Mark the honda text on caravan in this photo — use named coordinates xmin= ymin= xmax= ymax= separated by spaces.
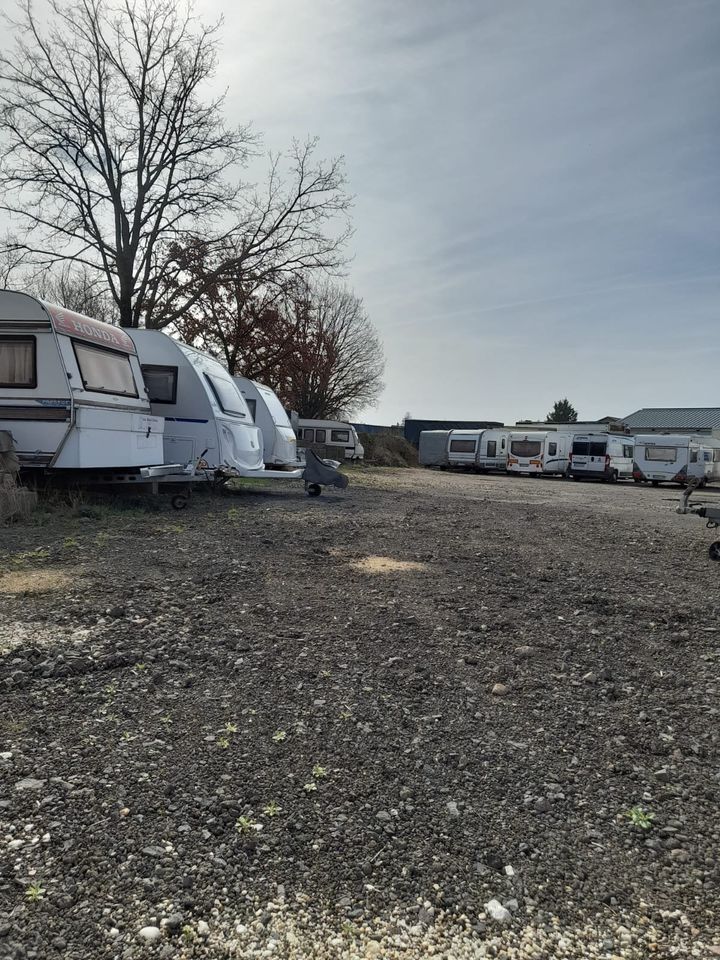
xmin=569 ymin=433 xmax=634 ymax=482
xmin=0 ymin=291 xmax=164 ymax=472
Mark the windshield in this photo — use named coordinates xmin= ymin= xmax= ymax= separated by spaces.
xmin=205 ymin=374 xmax=248 ymax=417
xmin=511 ymin=439 xmax=542 ymax=458
xmin=259 ymin=387 xmax=291 ymax=426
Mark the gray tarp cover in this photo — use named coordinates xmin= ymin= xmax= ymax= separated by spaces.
xmin=302 ymin=449 xmax=349 ymax=489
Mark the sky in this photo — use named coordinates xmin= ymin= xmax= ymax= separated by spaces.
xmin=2 ymin=0 xmax=719 ymax=425
xmin=195 ymin=0 xmax=720 ymax=425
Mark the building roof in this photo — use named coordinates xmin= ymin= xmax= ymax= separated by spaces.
xmin=622 ymin=407 xmax=720 ymax=430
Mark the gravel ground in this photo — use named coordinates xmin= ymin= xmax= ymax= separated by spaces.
xmin=1 ymin=467 xmax=719 ymax=960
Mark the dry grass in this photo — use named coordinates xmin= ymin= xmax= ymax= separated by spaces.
xmin=0 ymin=568 xmax=72 ymax=594
xmin=350 ymin=555 xmax=427 ymax=574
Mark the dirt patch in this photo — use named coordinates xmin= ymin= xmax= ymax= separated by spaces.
xmin=0 ymin=568 xmax=71 ymax=594
xmin=350 ymin=554 xmax=427 ymax=573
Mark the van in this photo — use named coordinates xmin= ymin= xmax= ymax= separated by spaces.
xmin=569 ymin=433 xmax=634 ymax=481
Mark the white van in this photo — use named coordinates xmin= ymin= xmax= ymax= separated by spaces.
xmin=633 ymin=434 xmax=720 ymax=486
xmin=507 ymin=431 xmax=572 ymax=476
xmin=447 ymin=429 xmax=509 ymax=471
xmin=569 ymin=433 xmax=634 ymax=481
xmin=0 ymin=291 xmax=164 ymax=472
xmin=234 ymin=376 xmax=299 ymax=468
xmin=297 ymin=419 xmax=364 ymax=461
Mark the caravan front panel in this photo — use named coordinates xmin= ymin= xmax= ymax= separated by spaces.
xmin=0 ymin=291 xmax=163 ymax=471
xmin=447 ymin=430 xmax=481 ymax=467
xmin=507 ymin=431 xmax=571 ymax=476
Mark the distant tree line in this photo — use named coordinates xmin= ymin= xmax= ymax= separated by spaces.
xmin=0 ymin=0 xmax=384 ymax=418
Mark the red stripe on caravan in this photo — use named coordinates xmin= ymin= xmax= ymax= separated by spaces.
xmin=43 ymin=303 xmax=136 ymax=354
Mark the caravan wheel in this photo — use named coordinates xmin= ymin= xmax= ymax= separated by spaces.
xmin=709 ymin=541 xmax=720 ymax=562
xmin=171 ymin=494 xmax=189 ymax=510
xmin=307 ymin=483 xmax=322 ymax=497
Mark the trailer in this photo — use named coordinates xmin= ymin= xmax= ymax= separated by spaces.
xmin=447 ymin=429 xmax=509 ymax=471
xmin=233 ymin=376 xmax=300 ymax=468
xmin=0 ymin=291 xmax=165 ymax=473
xmin=297 ymin=419 xmax=364 ymax=461
xmin=676 ymin=480 xmax=720 ymax=561
xmin=131 ymin=330 xmax=347 ymax=497
xmin=633 ymin=434 xmax=720 ymax=486
xmin=507 ymin=430 xmax=573 ymax=476
xmin=418 ymin=430 xmax=451 ymax=467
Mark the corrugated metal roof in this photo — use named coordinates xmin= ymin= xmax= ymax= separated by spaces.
xmin=622 ymin=407 xmax=720 ymax=430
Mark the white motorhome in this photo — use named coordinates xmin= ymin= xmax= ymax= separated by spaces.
xmin=297 ymin=419 xmax=364 ymax=461
xmin=130 ymin=330 xmax=301 ymax=480
xmin=447 ymin=429 xmax=509 ymax=471
xmin=633 ymin=434 xmax=720 ymax=486
xmin=234 ymin=376 xmax=299 ymax=468
xmin=507 ymin=430 xmax=572 ymax=476
xmin=569 ymin=433 xmax=634 ymax=481
xmin=0 ymin=291 xmax=164 ymax=471
xmin=419 ymin=430 xmax=451 ymax=467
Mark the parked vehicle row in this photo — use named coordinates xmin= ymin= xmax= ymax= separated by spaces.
xmin=419 ymin=426 xmax=720 ymax=486
xmin=0 ymin=291 xmax=351 ymax=496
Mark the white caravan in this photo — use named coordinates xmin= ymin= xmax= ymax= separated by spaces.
xmin=633 ymin=434 xmax=720 ymax=486
xmin=130 ymin=330 xmax=302 ymax=480
xmin=569 ymin=433 xmax=634 ymax=481
xmin=234 ymin=376 xmax=299 ymax=468
xmin=0 ymin=291 xmax=164 ymax=471
xmin=419 ymin=430 xmax=451 ymax=467
xmin=447 ymin=429 xmax=509 ymax=471
xmin=507 ymin=431 xmax=573 ymax=476
xmin=297 ymin=419 xmax=365 ymax=460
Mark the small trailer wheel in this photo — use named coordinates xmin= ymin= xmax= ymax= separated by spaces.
xmin=708 ymin=541 xmax=720 ymax=562
xmin=306 ymin=483 xmax=322 ymax=497
xmin=171 ymin=494 xmax=189 ymax=510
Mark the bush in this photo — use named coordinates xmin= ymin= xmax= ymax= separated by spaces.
xmin=359 ymin=433 xmax=418 ymax=468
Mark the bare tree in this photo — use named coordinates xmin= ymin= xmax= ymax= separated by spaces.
xmin=0 ymin=233 xmax=30 ymax=287
xmin=0 ymin=0 xmax=351 ymax=327
xmin=31 ymin=264 xmax=117 ymax=322
xmin=278 ymin=280 xmax=385 ymax=419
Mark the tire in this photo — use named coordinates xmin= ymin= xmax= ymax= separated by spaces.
xmin=609 ymin=470 xmax=618 ymax=483
xmin=171 ymin=495 xmax=188 ymax=510
xmin=307 ymin=483 xmax=322 ymax=497
xmin=651 ymin=480 xmax=659 ymax=487
xmin=709 ymin=541 xmax=720 ymax=562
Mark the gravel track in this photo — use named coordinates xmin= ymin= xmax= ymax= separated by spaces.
xmin=1 ymin=468 xmax=719 ymax=959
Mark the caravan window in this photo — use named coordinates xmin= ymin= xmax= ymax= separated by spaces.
xmin=315 ymin=429 xmax=327 ymax=442
xmin=331 ymin=429 xmax=350 ymax=443
xmin=205 ymin=374 xmax=247 ymax=417
xmin=501 ymin=437 xmax=506 ymax=450
xmin=714 ymin=449 xmax=720 ymax=463
xmin=623 ymin=444 xmax=633 ymax=458
xmin=486 ymin=440 xmax=497 ymax=457
xmin=73 ymin=341 xmax=137 ymax=396
xmin=302 ymin=428 xmax=314 ymax=442
xmin=511 ymin=439 xmax=541 ymax=457
xmin=141 ymin=364 xmax=177 ymax=403
xmin=645 ymin=446 xmax=677 ymax=462
xmin=245 ymin=398 xmax=257 ymax=419
xmin=572 ymin=440 xmax=589 ymax=455
xmin=690 ymin=449 xmax=698 ymax=463
xmin=449 ymin=439 xmax=476 ymax=453
xmin=548 ymin=441 xmax=557 ymax=456
xmin=589 ymin=441 xmax=606 ymax=457
xmin=0 ymin=336 xmax=36 ymax=388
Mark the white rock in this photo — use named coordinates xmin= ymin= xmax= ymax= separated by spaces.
xmin=138 ymin=926 xmax=161 ymax=942
xmin=0 ymin=752 xmax=12 ymax=762
xmin=8 ymin=839 xmax=23 ymax=850
xmin=197 ymin=920 xmax=210 ymax=938
xmin=15 ymin=777 xmax=46 ymax=791
xmin=484 ymin=899 xmax=512 ymax=925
